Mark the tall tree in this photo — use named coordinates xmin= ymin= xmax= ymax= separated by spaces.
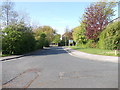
xmin=1 ymin=0 xmax=18 ymax=26
xmin=34 ymin=26 xmax=56 ymax=43
xmin=72 ymin=22 xmax=87 ymax=45
xmin=83 ymin=2 xmax=116 ymax=41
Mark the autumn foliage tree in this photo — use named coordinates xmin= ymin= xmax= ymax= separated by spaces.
xmin=83 ymin=2 xmax=116 ymax=41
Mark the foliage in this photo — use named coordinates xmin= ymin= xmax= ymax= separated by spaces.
xmin=2 ymin=23 xmax=35 ymax=55
xmin=44 ymin=40 xmax=50 ymax=47
xmin=35 ymin=26 xmax=56 ymax=42
xmin=85 ymin=39 xmax=97 ymax=48
xmin=0 ymin=31 xmax=2 ymax=53
xmin=72 ymin=22 xmax=87 ymax=46
xmin=34 ymin=26 xmax=56 ymax=47
xmin=83 ymin=2 xmax=116 ymax=41
xmin=52 ymin=34 xmax=61 ymax=44
xmin=98 ymin=21 xmax=120 ymax=50
xmin=58 ymin=40 xmax=66 ymax=46
xmin=35 ymin=33 xmax=47 ymax=49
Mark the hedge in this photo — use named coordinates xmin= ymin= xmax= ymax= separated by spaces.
xmin=98 ymin=21 xmax=120 ymax=50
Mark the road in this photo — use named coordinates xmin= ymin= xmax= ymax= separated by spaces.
xmin=2 ymin=47 xmax=118 ymax=88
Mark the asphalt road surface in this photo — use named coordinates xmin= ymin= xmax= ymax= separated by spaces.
xmin=2 ymin=47 xmax=118 ymax=88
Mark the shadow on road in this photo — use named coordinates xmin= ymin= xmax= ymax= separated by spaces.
xmin=28 ymin=46 xmax=68 ymax=56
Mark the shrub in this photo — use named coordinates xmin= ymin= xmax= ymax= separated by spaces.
xmin=98 ymin=21 xmax=120 ymax=50
xmin=58 ymin=40 xmax=66 ymax=46
xmin=35 ymin=40 xmax=43 ymax=49
xmin=44 ymin=40 xmax=50 ymax=47
xmin=2 ymin=24 xmax=36 ymax=55
xmin=85 ymin=40 xmax=95 ymax=48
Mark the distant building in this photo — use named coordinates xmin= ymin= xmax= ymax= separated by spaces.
xmin=62 ymin=31 xmax=73 ymax=40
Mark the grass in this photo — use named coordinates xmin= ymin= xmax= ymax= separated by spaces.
xmin=0 ymin=50 xmax=10 ymax=57
xmin=67 ymin=46 xmax=120 ymax=57
xmin=1 ymin=54 xmax=11 ymax=57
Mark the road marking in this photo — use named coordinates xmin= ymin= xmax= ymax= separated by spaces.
xmin=59 ymin=72 xmax=65 ymax=79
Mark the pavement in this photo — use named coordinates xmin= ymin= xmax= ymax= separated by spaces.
xmin=0 ymin=55 xmax=25 ymax=61
xmin=2 ymin=46 xmax=118 ymax=88
xmin=0 ymin=49 xmax=42 ymax=61
xmin=63 ymin=47 xmax=119 ymax=63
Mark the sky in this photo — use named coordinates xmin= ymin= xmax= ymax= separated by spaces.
xmin=14 ymin=2 xmax=92 ymax=35
xmin=1 ymin=1 xmax=119 ymax=35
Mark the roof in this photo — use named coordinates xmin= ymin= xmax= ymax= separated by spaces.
xmin=109 ymin=17 xmax=120 ymax=23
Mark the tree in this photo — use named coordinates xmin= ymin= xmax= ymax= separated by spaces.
xmin=64 ymin=28 xmax=69 ymax=46
xmin=34 ymin=26 xmax=56 ymax=48
xmin=1 ymin=0 xmax=19 ymax=26
xmin=0 ymin=6 xmax=2 ymax=29
xmin=41 ymin=26 xmax=56 ymax=42
xmin=2 ymin=23 xmax=35 ymax=54
xmin=72 ymin=22 xmax=87 ymax=46
xmin=52 ymin=34 xmax=61 ymax=44
xmin=35 ymin=33 xmax=47 ymax=49
xmin=83 ymin=2 xmax=116 ymax=41
xmin=0 ymin=31 xmax=2 ymax=53
xmin=34 ymin=26 xmax=56 ymax=44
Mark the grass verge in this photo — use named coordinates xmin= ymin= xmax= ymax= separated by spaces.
xmin=1 ymin=54 xmax=11 ymax=57
xmin=67 ymin=46 xmax=120 ymax=57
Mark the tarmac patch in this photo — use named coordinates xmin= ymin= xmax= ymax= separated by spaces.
xmin=59 ymin=71 xmax=102 ymax=79
xmin=3 ymin=69 xmax=40 ymax=88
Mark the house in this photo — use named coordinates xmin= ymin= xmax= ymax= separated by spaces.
xmin=109 ymin=17 xmax=120 ymax=23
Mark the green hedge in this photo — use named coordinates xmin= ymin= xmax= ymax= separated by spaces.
xmin=98 ymin=21 xmax=120 ymax=50
xmin=2 ymin=24 xmax=36 ymax=55
xmin=76 ymin=39 xmax=97 ymax=48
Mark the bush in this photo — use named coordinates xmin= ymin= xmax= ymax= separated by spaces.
xmin=85 ymin=40 xmax=96 ymax=48
xmin=98 ymin=21 xmax=120 ymax=50
xmin=2 ymin=24 xmax=36 ymax=55
xmin=76 ymin=39 xmax=97 ymax=48
xmin=44 ymin=40 xmax=50 ymax=47
xmin=35 ymin=40 xmax=43 ymax=49
xmin=58 ymin=40 xmax=65 ymax=46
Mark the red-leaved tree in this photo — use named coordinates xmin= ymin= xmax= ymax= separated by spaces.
xmin=83 ymin=2 xmax=116 ymax=41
